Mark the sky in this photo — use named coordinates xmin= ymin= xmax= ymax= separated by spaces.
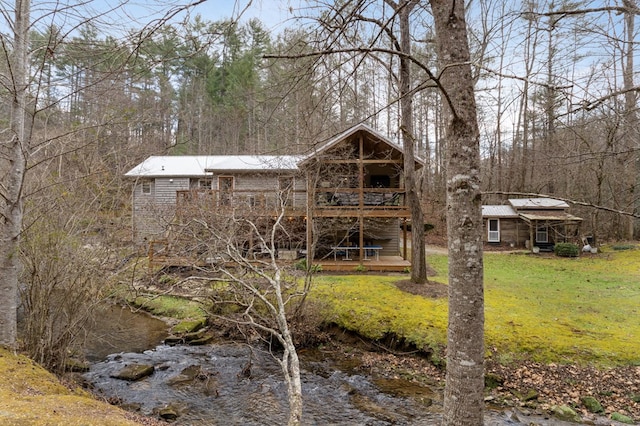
xmin=192 ymin=0 xmax=295 ymax=30
xmin=93 ymin=0 xmax=298 ymax=33
xmin=0 ymin=0 xmax=297 ymax=37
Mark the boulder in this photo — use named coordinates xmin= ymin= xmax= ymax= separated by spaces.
xmin=66 ymin=358 xmax=90 ymax=373
xmin=158 ymin=406 xmax=179 ymax=421
xmin=167 ymin=365 xmax=202 ymax=386
xmin=164 ymin=336 xmax=185 ymax=345
xmin=580 ymin=395 xmax=604 ymax=413
xmin=610 ymin=412 xmax=634 ymax=424
xmin=110 ymin=364 xmax=155 ymax=381
xmin=512 ymin=388 xmax=538 ymax=402
xmin=484 ymin=372 xmax=504 ymax=389
xmin=171 ymin=319 xmax=206 ymax=334
xmin=550 ymin=405 xmax=581 ymax=423
xmin=188 ymin=334 xmax=214 ymax=346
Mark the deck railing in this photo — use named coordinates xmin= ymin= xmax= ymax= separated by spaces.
xmin=315 ymin=188 xmax=406 ymax=210
xmin=176 ymin=189 xmax=306 ymax=216
xmin=176 ymin=187 xmax=408 ymax=217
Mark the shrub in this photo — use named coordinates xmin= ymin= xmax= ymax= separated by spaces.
xmin=294 ymin=258 xmax=322 ymax=273
xmin=554 ymin=243 xmax=579 ymax=257
xmin=354 ymin=264 xmax=367 ymax=272
xmin=612 ymin=244 xmax=637 ymax=251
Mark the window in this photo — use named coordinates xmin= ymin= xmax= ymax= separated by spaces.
xmin=198 ymin=178 xmax=212 ymax=189
xmin=536 ymin=227 xmax=548 ymax=243
xmin=141 ymin=179 xmax=152 ymax=195
xmin=487 ymin=219 xmax=500 ymax=242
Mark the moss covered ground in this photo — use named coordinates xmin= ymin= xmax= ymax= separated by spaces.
xmin=0 ymin=348 xmax=142 ymax=425
xmin=311 ymin=247 xmax=640 ymax=367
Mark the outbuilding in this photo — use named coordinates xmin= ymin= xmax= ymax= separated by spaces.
xmin=482 ymin=198 xmax=583 ymax=251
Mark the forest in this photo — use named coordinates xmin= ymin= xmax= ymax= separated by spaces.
xmin=0 ymin=1 xmax=638 ymax=425
xmin=1 ymin=1 xmax=637 ymax=240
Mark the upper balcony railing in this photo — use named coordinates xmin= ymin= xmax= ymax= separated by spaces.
xmin=315 ymin=187 xmax=406 ymax=210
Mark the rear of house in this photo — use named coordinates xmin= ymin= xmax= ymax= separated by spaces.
xmin=125 ymin=124 xmax=419 ymax=271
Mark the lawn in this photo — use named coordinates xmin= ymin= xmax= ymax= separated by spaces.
xmin=310 ymin=247 xmax=640 ymax=366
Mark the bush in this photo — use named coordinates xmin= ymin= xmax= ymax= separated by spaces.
xmin=294 ymin=258 xmax=322 ymax=273
xmin=554 ymin=243 xmax=579 ymax=257
xmin=612 ymin=244 xmax=637 ymax=251
xmin=354 ymin=264 xmax=367 ymax=272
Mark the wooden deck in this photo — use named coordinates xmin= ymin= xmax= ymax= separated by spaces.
xmin=315 ymin=255 xmax=410 ymax=272
xmin=148 ymin=251 xmax=410 ymax=273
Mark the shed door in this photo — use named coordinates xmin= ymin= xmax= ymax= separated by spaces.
xmin=536 ymin=226 xmax=548 ymax=243
xmin=487 ymin=219 xmax=500 ymax=242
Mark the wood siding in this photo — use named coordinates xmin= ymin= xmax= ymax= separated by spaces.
xmin=482 ymin=218 xmax=524 ymax=247
xmin=132 ymin=178 xmax=189 ymax=243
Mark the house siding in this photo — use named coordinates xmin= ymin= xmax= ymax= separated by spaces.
xmin=483 ymin=217 xmax=523 ymax=246
xmin=378 ymin=220 xmax=401 ymax=255
xmin=132 ymin=177 xmax=189 ymax=243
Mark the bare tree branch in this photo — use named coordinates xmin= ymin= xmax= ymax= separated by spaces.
xmin=486 ymin=191 xmax=640 ymax=218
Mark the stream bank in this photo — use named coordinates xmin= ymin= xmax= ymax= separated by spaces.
xmin=80 ymin=305 xmax=635 ymax=425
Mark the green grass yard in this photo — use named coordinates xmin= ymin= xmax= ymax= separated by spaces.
xmin=311 ymin=247 xmax=640 ymax=366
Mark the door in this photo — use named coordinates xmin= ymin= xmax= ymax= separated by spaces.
xmin=487 ymin=218 xmax=500 ymax=242
xmin=536 ymin=226 xmax=548 ymax=243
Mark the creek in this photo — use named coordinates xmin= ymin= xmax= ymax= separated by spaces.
xmin=82 ymin=306 xmax=601 ymax=425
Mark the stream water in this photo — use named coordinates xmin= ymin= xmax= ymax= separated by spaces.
xmin=82 ymin=307 xmax=617 ymax=425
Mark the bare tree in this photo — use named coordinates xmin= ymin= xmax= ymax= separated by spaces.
xmin=0 ymin=0 xmax=30 ymax=348
xmin=391 ymin=0 xmax=429 ymax=283
xmin=19 ymin=197 xmax=107 ymax=372
xmin=429 ymin=0 xmax=485 ymax=424
xmin=172 ymin=186 xmax=307 ymax=425
xmin=0 ymin=0 xmax=208 ymax=348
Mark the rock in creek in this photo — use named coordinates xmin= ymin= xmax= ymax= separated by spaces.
xmin=158 ymin=405 xmax=180 ymax=421
xmin=110 ymin=363 xmax=155 ymax=381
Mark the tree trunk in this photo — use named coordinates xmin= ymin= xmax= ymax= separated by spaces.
xmin=0 ymin=0 xmax=30 ymax=348
xmin=429 ymin=1 xmax=485 ymax=425
xmin=397 ymin=0 xmax=428 ymax=283
xmin=622 ymin=0 xmax=639 ymax=238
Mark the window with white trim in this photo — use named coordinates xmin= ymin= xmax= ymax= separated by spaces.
xmin=487 ymin=218 xmax=500 ymax=242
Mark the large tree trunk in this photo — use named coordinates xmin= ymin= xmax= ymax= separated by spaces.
xmin=0 ymin=0 xmax=30 ymax=348
xmin=429 ymin=1 xmax=485 ymax=425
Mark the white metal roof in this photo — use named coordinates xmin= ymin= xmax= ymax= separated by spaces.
xmin=125 ymin=155 xmax=301 ymax=177
xmin=508 ymin=198 xmax=569 ymax=209
xmin=482 ymin=205 xmax=518 ymax=217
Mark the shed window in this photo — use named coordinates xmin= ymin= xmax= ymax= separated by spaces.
xmin=487 ymin=219 xmax=500 ymax=242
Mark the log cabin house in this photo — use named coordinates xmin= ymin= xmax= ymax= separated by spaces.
xmin=482 ymin=198 xmax=583 ymax=252
xmin=125 ymin=124 xmax=423 ymax=271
